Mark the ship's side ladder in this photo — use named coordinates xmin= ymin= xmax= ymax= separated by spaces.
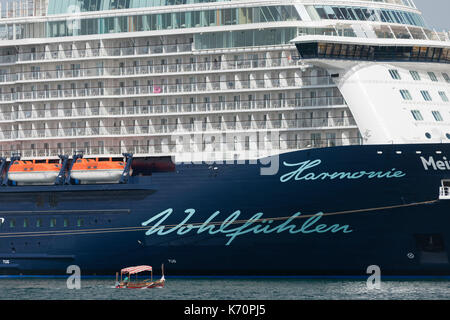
xmin=119 ymin=153 xmax=133 ymax=184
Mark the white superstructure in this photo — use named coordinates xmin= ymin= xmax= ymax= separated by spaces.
xmin=0 ymin=0 xmax=447 ymax=162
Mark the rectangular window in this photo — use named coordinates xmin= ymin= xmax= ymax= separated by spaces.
xmin=23 ymin=218 xmax=29 ymax=228
xmin=400 ymin=89 xmax=412 ymax=100
xmin=410 ymin=70 xmax=421 ymax=81
xmin=411 ymin=110 xmax=423 ymax=121
xmin=421 ymin=90 xmax=432 ymax=101
xmin=389 ymin=69 xmax=401 ymax=80
xmin=432 ymin=111 xmax=443 ymax=121
xmin=36 ymin=219 xmax=42 ymax=227
xmin=50 ymin=218 xmax=56 ymax=227
xmin=63 ymin=218 xmax=69 ymax=227
xmin=428 ymin=72 xmax=438 ymax=82
xmin=439 ymin=91 xmax=449 ymax=102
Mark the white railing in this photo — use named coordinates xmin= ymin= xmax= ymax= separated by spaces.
xmin=2 ymin=56 xmax=302 ymax=83
xmin=0 ymin=96 xmax=346 ymax=122
xmin=0 ymin=76 xmax=335 ymax=103
xmin=0 ymin=136 xmax=363 ymax=160
xmin=0 ymin=115 xmax=357 ymax=141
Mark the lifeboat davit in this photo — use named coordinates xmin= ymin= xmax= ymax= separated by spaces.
xmin=70 ymin=158 xmax=125 ymax=183
xmin=8 ymin=160 xmax=61 ymax=184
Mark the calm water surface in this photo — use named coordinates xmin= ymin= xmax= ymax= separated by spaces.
xmin=0 ymin=277 xmax=449 ymax=300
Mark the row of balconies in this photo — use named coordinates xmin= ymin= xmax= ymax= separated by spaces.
xmin=1 ymin=135 xmax=362 ymax=159
xmin=0 ymin=116 xmax=357 ymax=141
xmin=0 ymin=43 xmax=195 ymax=65
xmin=0 ymin=58 xmax=300 ymax=83
xmin=0 ymin=97 xmax=346 ymax=121
xmin=0 ymin=77 xmax=335 ymax=103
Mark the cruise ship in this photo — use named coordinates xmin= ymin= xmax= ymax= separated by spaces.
xmin=0 ymin=0 xmax=449 ymax=276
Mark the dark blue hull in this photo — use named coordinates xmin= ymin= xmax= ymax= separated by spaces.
xmin=1 ymin=143 xmax=450 ymax=276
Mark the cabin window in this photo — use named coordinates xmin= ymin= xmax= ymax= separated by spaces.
xmin=421 ymin=90 xmax=432 ymax=101
xmin=400 ymin=89 xmax=412 ymax=100
xmin=36 ymin=219 xmax=42 ymax=227
xmin=388 ymin=69 xmax=401 ymax=80
xmin=410 ymin=70 xmax=421 ymax=81
xmin=411 ymin=110 xmax=423 ymax=121
xmin=9 ymin=219 xmax=15 ymax=228
xmin=432 ymin=111 xmax=444 ymax=122
xmin=428 ymin=72 xmax=438 ymax=82
xmin=63 ymin=219 xmax=69 ymax=227
xmin=438 ymin=91 xmax=449 ymax=102
xmin=77 ymin=218 xmax=84 ymax=227
xmin=50 ymin=219 xmax=56 ymax=228
xmin=443 ymin=73 xmax=450 ymax=83
xmin=23 ymin=218 xmax=29 ymax=228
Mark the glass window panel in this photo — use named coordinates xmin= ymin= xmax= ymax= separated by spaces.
xmin=332 ymin=7 xmax=344 ymax=20
xmin=346 ymin=7 xmax=357 ymax=20
xmin=268 ymin=6 xmax=281 ymax=21
xmin=411 ymin=110 xmax=423 ymax=121
xmin=339 ymin=8 xmax=352 ymax=20
xmin=353 ymin=8 xmax=365 ymax=20
xmin=439 ymin=91 xmax=449 ymax=102
xmin=192 ymin=10 xmax=201 ymax=27
xmin=315 ymin=7 xmax=328 ymax=19
xmin=323 ymin=6 xmax=336 ymax=19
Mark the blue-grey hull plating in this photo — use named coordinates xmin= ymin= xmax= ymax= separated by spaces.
xmin=1 ymin=143 xmax=450 ymax=276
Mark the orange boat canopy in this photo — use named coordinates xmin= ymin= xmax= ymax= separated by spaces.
xmin=72 ymin=158 xmax=125 ymax=171
xmin=9 ymin=160 xmax=61 ymax=173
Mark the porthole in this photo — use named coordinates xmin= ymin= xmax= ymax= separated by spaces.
xmin=425 ymin=132 xmax=432 ymax=139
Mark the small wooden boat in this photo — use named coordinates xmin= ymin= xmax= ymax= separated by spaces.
xmin=8 ymin=160 xmax=61 ymax=184
xmin=115 ymin=264 xmax=165 ymax=289
xmin=71 ymin=158 xmax=125 ymax=183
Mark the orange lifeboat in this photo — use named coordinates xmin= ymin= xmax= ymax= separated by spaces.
xmin=70 ymin=158 xmax=125 ymax=183
xmin=8 ymin=160 xmax=61 ymax=184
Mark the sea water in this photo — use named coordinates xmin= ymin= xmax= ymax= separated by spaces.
xmin=0 ymin=277 xmax=449 ymax=300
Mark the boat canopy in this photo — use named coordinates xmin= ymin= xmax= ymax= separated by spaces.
xmin=120 ymin=265 xmax=153 ymax=274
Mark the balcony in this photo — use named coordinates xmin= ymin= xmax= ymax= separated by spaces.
xmin=14 ymin=42 xmax=194 ymax=64
xmin=0 ymin=135 xmax=363 ymax=160
xmin=0 ymin=76 xmax=335 ymax=103
xmin=1 ymin=56 xmax=303 ymax=85
xmin=0 ymin=114 xmax=357 ymax=142
xmin=0 ymin=95 xmax=347 ymax=123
